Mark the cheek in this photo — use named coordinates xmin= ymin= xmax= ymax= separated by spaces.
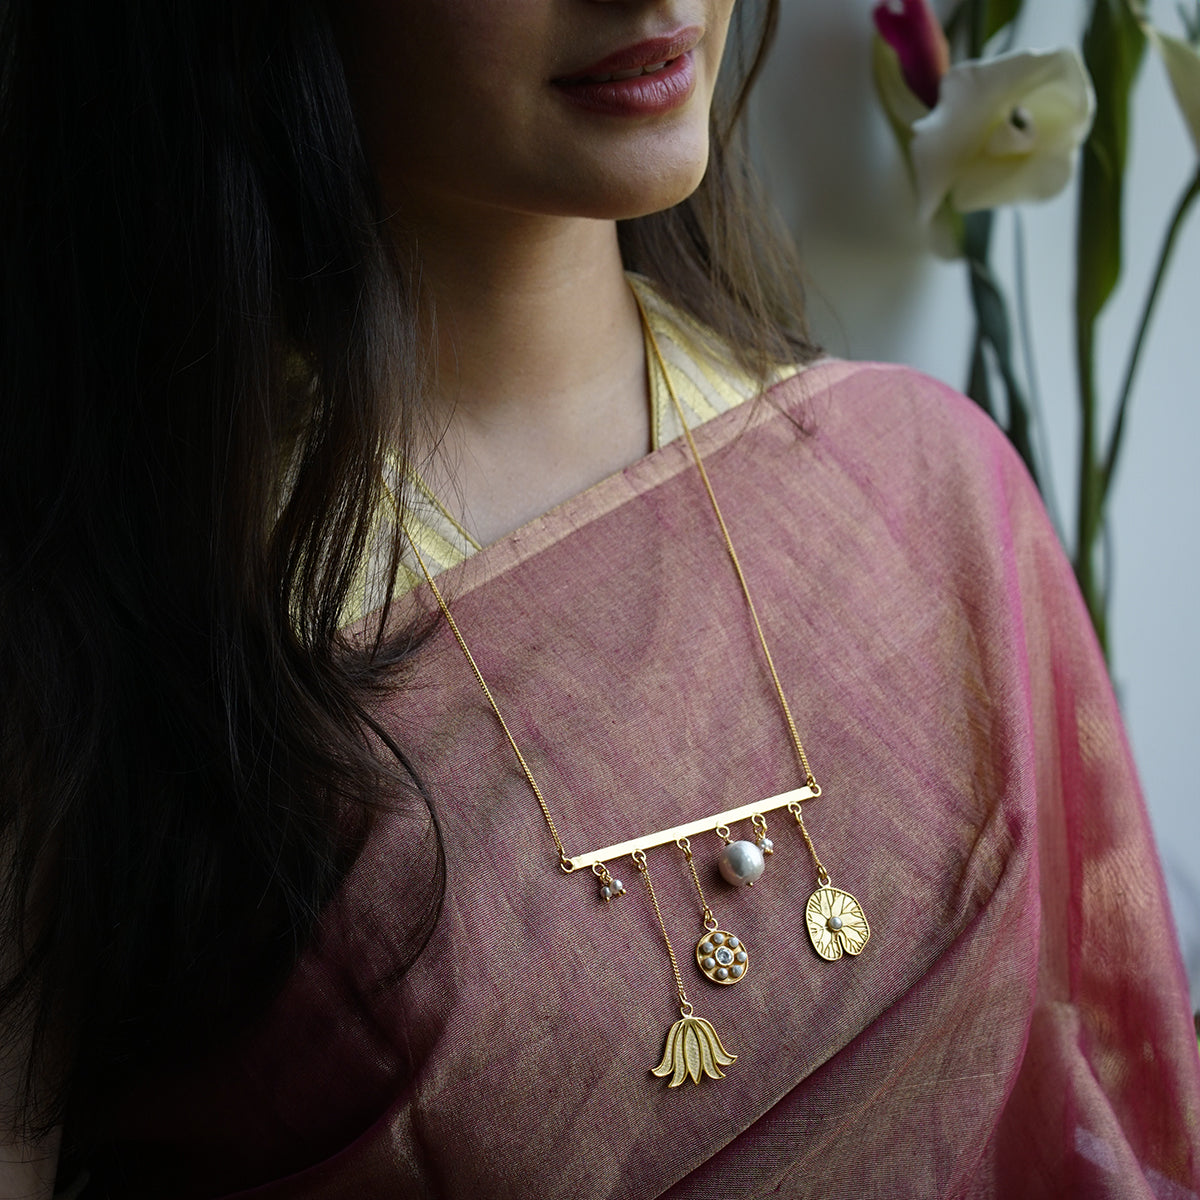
xmin=340 ymin=0 xmax=731 ymax=220
xmin=702 ymin=2 xmax=737 ymax=95
xmin=345 ymin=6 xmax=551 ymax=165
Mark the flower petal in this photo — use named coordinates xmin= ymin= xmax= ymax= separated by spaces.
xmin=1145 ymin=26 xmax=1200 ymax=156
xmin=873 ymin=0 xmax=951 ymax=109
xmin=651 ymin=1020 xmax=681 ymax=1078
xmin=697 ymin=1025 xmax=722 ymax=1080
xmin=910 ymin=48 xmax=1096 ymax=221
xmin=669 ymin=1032 xmax=689 ymax=1088
xmin=873 ymin=33 xmax=931 ymax=142
xmin=696 ymin=1016 xmax=737 ymax=1067
xmin=682 ymin=1021 xmax=703 ymax=1084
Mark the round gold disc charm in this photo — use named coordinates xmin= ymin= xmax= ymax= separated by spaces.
xmin=805 ymin=886 xmax=870 ymax=961
xmin=695 ymin=930 xmax=748 ymax=984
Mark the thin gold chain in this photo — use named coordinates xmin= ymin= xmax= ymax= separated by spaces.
xmin=633 ymin=850 xmax=692 ymax=1016
xmin=635 ymin=293 xmax=817 ymax=791
xmin=404 ymin=534 xmax=572 ymax=870
xmin=677 ymin=837 xmax=716 ymax=928
xmin=398 ymin=293 xmax=819 ymax=873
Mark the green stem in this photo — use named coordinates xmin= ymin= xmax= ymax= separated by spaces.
xmin=1012 ymin=213 xmax=1043 ymax=443
xmin=963 ymin=211 xmax=1042 ymax=490
xmin=1075 ymin=310 xmax=1107 ymax=653
xmin=967 ymin=334 xmax=995 ymax=419
xmin=996 ymin=353 xmax=1039 ymax=489
xmin=969 ymin=0 xmax=988 ymax=58
xmin=1102 ymin=166 xmax=1200 ymax=491
xmin=1013 ymin=211 xmax=1064 ymax=540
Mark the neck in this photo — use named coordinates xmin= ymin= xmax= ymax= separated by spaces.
xmin=403 ymin=208 xmax=650 ymax=547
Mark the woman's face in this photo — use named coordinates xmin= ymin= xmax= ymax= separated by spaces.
xmin=337 ymin=1 xmax=736 ymax=226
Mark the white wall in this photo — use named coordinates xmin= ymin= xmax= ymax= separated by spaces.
xmin=750 ymin=0 xmax=1200 ymax=1002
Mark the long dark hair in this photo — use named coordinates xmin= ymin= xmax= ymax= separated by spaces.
xmin=0 ymin=0 xmax=811 ymax=1155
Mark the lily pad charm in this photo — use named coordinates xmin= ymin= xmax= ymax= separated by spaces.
xmin=805 ymin=886 xmax=870 ymax=961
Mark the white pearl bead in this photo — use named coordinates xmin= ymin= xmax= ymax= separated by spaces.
xmin=718 ymin=840 xmax=766 ymax=886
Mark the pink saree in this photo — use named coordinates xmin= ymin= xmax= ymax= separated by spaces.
xmin=96 ymin=361 xmax=1200 ymax=1198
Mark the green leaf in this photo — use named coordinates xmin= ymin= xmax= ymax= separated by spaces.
xmin=963 ymin=212 xmax=1041 ymax=487
xmin=1146 ymin=27 xmax=1200 ymax=154
xmin=967 ymin=334 xmax=995 ymax=419
xmin=1180 ymin=2 xmax=1200 ymax=46
xmin=1074 ymin=1 xmax=1146 ymax=652
xmin=948 ymin=0 xmax=1026 ymax=55
xmin=1076 ymin=0 xmax=1148 ymax=332
xmin=983 ymin=0 xmax=1025 ymax=42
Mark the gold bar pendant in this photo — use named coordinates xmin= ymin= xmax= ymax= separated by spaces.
xmin=566 ymin=786 xmax=818 ymax=872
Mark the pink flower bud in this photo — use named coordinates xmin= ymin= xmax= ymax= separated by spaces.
xmin=873 ymin=0 xmax=951 ymax=109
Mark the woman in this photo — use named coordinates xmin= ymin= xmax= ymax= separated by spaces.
xmin=2 ymin=0 xmax=1197 ymax=1196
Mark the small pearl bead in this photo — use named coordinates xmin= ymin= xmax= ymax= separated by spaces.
xmin=601 ymin=886 xmax=612 ymax=901
xmin=702 ymin=956 xmax=716 ymax=971
xmin=716 ymin=967 xmax=729 ymax=981
xmin=718 ymin=840 xmax=766 ymax=886
xmin=612 ymin=880 xmax=624 ymax=894
xmin=826 ymin=915 xmax=843 ymax=931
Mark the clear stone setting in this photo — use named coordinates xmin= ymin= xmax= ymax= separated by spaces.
xmin=696 ymin=929 xmax=748 ymax=985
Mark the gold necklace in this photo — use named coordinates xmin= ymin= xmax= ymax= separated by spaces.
xmin=400 ymin=291 xmax=870 ymax=1088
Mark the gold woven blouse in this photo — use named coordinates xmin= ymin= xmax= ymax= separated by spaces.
xmin=345 ymin=275 xmax=800 ymax=622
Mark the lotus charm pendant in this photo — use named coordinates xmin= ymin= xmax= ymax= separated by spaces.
xmin=805 ymin=886 xmax=870 ymax=960
xmin=651 ymin=1014 xmax=737 ymax=1087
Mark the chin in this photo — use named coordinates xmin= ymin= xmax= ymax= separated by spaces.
xmin=549 ymin=140 xmax=712 ymax=221
xmin=622 ymin=158 xmax=711 ymax=219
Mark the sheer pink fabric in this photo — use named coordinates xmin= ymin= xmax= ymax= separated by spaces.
xmin=98 ymin=362 xmax=1200 ymax=1198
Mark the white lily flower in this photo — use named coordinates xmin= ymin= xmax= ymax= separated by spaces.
xmin=1144 ymin=26 xmax=1200 ymax=156
xmin=910 ymin=48 xmax=1096 ymax=222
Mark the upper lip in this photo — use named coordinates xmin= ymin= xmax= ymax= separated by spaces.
xmin=554 ymin=26 xmax=703 ymax=82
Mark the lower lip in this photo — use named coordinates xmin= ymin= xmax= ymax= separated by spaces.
xmin=552 ymin=52 xmax=695 ymax=117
